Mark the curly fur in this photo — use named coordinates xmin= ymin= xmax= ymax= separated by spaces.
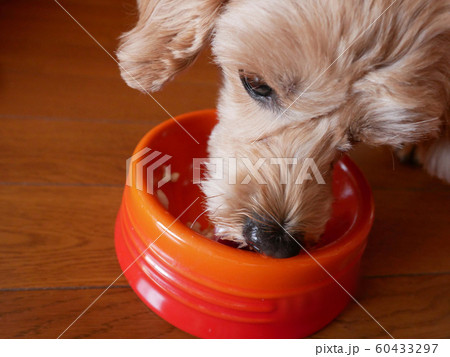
xmin=118 ymin=0 xmax=450 ymax=247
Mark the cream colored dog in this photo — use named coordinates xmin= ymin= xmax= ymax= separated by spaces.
xmin=118 ymin=0 xmax=449 ymax=258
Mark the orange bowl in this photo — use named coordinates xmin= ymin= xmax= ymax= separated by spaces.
xmin=115 ymin=109 xmax=374 ymax=338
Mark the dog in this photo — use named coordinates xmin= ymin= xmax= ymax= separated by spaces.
xmin=118 ymin=0 xmax=449 ymax=258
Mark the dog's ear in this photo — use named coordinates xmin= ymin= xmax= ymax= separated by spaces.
xmin=117 ymin=0 xmax=224 ymax=92
xmin=351 ymin=63 xmax=449 ymax=148
xmin=350 ymin=3 xmax=449 ymax=148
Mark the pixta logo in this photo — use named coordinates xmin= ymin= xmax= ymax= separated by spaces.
xmin=126 ymin=148 xmax=172 ymax=194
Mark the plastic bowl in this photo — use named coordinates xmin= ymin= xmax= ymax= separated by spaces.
xmin=115 ymin=109 xmax=374 ymax=338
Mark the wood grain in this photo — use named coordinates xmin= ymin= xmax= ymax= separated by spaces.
xmin=313 ymin=275 xmax=450 ymax=339
xmin=0 ymin=185 xmax=126 ymax=289
xmin=350 ymin=144 xmax=450 ymax=191
xmin=0 ymin=0 xmax=220 ymax=122
xmin=0 ymin=0 xmax=448 ymax=339
xmin=0 ymin=117 xmax=151 ymax=184
xmin=363 ymin=189 xmax=450 ymax=277
xmin=0 ymin=275 xmax=448 ymax=339
xmin=0 ymin=287 xmax=192 ymax=339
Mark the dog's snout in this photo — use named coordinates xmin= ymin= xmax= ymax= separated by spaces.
xmin=243 ymin=216 xmax=302 ymax=258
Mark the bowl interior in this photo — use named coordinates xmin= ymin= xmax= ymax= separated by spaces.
xmin=132 ymin=110 xmax=369 ymax=255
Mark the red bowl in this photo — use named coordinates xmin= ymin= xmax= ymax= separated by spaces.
xmin=115 ymin=109 xmax=374 ymax=338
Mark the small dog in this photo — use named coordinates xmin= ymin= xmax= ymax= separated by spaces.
xmin=118 ymin=0 xmax=449 ymax=258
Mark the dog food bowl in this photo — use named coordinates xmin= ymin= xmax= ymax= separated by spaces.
xmin=115 ymin=109 xmax=374 ymax=338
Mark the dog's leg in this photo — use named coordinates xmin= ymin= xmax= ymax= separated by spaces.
xmin=396 ymin=136 xmax=450 ymax=183
xmin=420 ymin=136 xmax=450 ymax=184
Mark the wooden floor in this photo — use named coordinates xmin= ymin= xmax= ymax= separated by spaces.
xmin=0 ymin=0 xmax=449 ymax=339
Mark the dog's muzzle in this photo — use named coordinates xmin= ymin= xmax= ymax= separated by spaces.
xmin=242 ymin=216 xmax=302 ymax=258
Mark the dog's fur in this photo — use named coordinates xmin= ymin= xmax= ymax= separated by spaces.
xmin=118 ymin=0 xmax=450 ymax=248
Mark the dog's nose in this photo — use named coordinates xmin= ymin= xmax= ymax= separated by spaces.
xmin=243 ymin=216 xmax=302 ymax=258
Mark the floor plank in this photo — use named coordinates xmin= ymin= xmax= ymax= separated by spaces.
xmin=0 ymin=287 xmax=192 ymax=339
xmin=362 ymin=189 xmax=450 ymax=276
xmin=0 ymin=185 xmax=127 ymax=289
xmin=349 ymin=145 xmax=450 ymax=191
xmin=0 ymin=0 xmax=220 ymax=122
xmin=1 ymin=275 xmax=448 ymax=339
xmin=0 ymin=0 xmax=448 ymax=340
xmin=313 ymin=275 xmax=450 ymax=339
xmin=0 ymin=117 xmax=151 ymax=184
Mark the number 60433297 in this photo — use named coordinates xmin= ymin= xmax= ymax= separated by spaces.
xmin=375 ymin=344 xmax=438 ymax=354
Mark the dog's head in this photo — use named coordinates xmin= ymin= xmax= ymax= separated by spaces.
xmin=119 ymin=0 xmax=449 ymax=257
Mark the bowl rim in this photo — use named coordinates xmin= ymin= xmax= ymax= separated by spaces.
xmin=127 ymin=109 xmax=374 ymax=269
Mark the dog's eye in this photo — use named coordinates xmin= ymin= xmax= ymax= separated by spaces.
xmin=239 ymin=70 xmax=274 ymax=101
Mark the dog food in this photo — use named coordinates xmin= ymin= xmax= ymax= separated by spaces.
xmin=154 ymin=169 xmax=181 ymax=210
xmin=156 ymin=189 xmax=169 ymax=210
xmin=187 ymin=221 xmax=215 ymax=239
